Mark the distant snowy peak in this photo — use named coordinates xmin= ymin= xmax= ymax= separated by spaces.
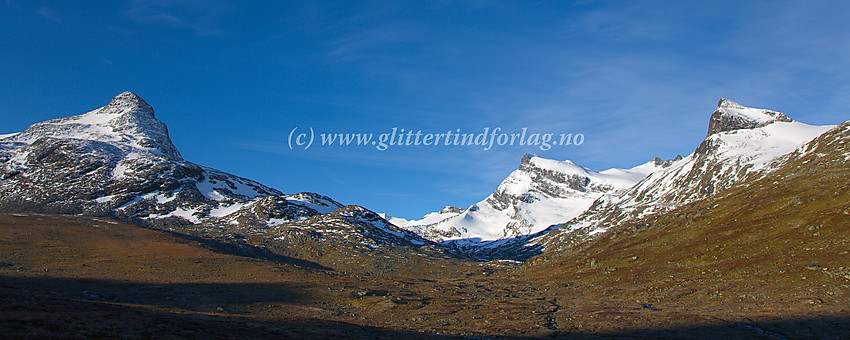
xmin=707 ymin=98 xmax=793 ymax=137
xmin=515 ymin=153 xmax=667 ymax=193
xmin=517 ymin=154 xmax=594 ymax=190
xmin=401 ymin=154 xmax=668 ymax=244
xmin=378 ymin=212 xmax=410 ymax=227
xmin=9 ymin=91 xmax=182 ymax=161
xmin=410 ymin=206 xmax=463 ymax=225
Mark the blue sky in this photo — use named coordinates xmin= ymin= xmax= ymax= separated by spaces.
xmin=2 ymin=1 xmax=849 ymax=219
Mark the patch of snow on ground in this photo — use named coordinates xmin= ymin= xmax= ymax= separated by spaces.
xmin=195 ymin=178 xmax=227 ymax=201
xmin=588 ymin=227 xmax=608 ymax=236
xmin=154 ymin=192 xmax=176 ymax=204
xmin=715 ymin=121 xmax=833 ymax=172
xmin=285 ymin=196 xmax=339 ymax=214
xmin=210 ymin=201 xmax=252 ymax=218
xmin=111 ymin=162 xmax=130 ymax=180
xmin=95 ymin=195 xmax=115 ymax=203
xmin=147 ymin=206 xmax=202 ymax=224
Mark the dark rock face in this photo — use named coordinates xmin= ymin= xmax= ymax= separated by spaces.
xmin=706 ymin=99 xmax=792 ymax=137
xmin=439 ymin=206 xmax=463 ymax=214
xmin=12 ymin=91 xmax=182 ymax=161
xmin=483 ymin=155 xmax=616 ymax=216
xmin=652 ymin=155 xmax=683 ymax=168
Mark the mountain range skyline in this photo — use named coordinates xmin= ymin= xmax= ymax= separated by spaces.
xmin=1 ymin=91 xmax=838 ymax=262
xmin=0 ymin=90 xmax=833 ymax=222
xmin=3 ymin=1 xmax=850 ymax=219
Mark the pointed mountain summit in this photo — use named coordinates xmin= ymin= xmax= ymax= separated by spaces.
xmin=706 ymin=98 xmax=793 ymax=137
xmin=9 ymin=91 xmax=181 ymax=160
xmin=103 ymin=91 xmax=155 ymax=115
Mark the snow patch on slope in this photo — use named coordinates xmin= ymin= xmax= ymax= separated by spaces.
xmin=209 ymin=201 xmax=253 ymax=218
xmin=284 ymin=193 xmax=342 ymax=214
xmin=713 ymin=121 xmax=830 ymax=172
xmin=195 ymin=167 xmax=274 ymax=202
xmin=378 ymin=213 xmax=411 ymax=227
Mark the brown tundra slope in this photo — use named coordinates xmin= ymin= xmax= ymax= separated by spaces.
xmin=515 ymin=121 xmax=850 ymax=337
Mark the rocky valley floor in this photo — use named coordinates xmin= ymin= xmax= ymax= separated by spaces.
xmin=1 ymin=212 xmax=849 ymax=339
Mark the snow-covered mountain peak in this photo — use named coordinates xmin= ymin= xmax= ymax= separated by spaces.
xmin=518 ymin=154 xmax=670 ymax=191
xmin=707 ymin=98 xmax=793 ymax=137
xmin=536 ymin=102 xmax=835 ymax=256
xmin=521 ymin=154 xmax=588 ymax=178
xmin=401 ymin=155 xmax=667 ymax=245
xmin=0 ymin=91 xmax=435 ymax=263
xmin=103 ymin=91 xmax=154 ymax=117
xmin=10 ymin=91 xmax=182 ymax=160
xmin=717 ymin=98 xmax=745 ymax=109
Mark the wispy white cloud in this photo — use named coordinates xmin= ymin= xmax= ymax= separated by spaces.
xmin=34 ymin=6 xmax=61 ymax=24
xmin=124 ymin=0 xmax=230 ymax=36
xmin=327 ymin=23 xmax=418 ymax=60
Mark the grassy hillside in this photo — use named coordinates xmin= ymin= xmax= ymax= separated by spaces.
xmin=516 ymin=122 xmax=850 ymax=337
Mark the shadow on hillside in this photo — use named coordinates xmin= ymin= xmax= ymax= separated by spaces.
xmin=159 ymin=229 xmax=334 ymax=271
xmin=2 ymin=275 xmax=849 ymax=338
xmin=0 ymin=275 xmax=448 ymax=339
xmin=0 ymin=275 xmax=309 ymax=308
xmin=440 ymin=224 xmax=561 ymax=262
